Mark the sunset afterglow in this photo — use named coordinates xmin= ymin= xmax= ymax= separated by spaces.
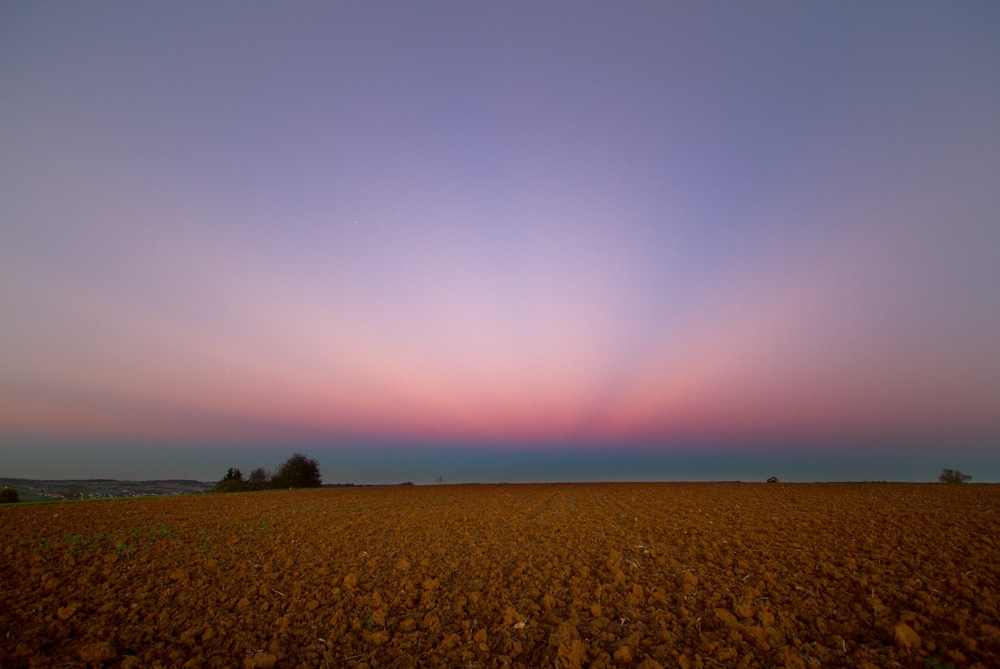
xmin=2 ymin=3 xmax=998 ymax=481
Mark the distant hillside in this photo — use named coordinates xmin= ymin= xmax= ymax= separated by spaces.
xmin=0 ymin=478 xmax=212 ymax=503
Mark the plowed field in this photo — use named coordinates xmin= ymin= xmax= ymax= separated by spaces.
xmin=3 ymin=483 xmax=999 ymax=669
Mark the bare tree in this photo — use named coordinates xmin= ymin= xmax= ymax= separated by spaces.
xmin=247 ymin=467 xmax=271 ymax=490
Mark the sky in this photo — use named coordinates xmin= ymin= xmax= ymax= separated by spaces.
xmin=2 ymin=2 xmax=999 ymax=483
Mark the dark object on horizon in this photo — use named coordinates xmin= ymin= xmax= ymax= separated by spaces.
xmin=247 ymin=467 xmax=271 ymax=491
xmin=212 ymin=454 xmax=322 ymax=492
xmin=0 ymin=486 xmax=20 ymax=503
xmin=271 ymin=453 xmax=322 ymax=489
xmin=939 ymin=469 xmax=971 ymax=484
xmin=767 ymin=476 xmax=780 ymax=483
xmin=213 ymin=468 xmax=248 ymax=493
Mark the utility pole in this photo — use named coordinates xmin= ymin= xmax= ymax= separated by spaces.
xmin=435 ymin=476 xmax=445 ymax=485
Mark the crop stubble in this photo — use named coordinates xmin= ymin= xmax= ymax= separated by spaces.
xmin=2 ymin=483 xmax=999 ymax=668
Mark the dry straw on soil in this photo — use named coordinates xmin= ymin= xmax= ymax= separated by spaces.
xmin=2 ymin=483 xmax=999 ymax=668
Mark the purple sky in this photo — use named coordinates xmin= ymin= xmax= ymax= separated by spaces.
xmin=2 ymin=2 xmax=999 ymax=482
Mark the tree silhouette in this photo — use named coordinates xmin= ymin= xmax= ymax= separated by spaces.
xmin=213 ymin=467 xmax=247 ymax=493
xmin=938 ymin=468 xmax=971 ymax=484
xmin=213 ymin=455 xmax=322 ymax=492
xmin=271 ymin=453 xmax=322 ymax=489
xmin=247 ymin=467 xmax=271 ymax=491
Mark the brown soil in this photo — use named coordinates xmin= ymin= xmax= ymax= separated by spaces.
xmin=2 ymin=483 xmax=998 ymax=668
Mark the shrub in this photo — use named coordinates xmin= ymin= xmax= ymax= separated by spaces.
xmin=0 ymin=486 xmax=19 ymax=503
xmin=938 ymin=469 xmax=971 ymax=484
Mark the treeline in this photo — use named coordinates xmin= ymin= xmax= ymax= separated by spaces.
xmin=213 ymin=453 xmax=321 ymax=493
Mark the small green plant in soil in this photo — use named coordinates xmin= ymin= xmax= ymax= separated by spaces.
xmin=925 ymin=659 xmax=955 ymax=669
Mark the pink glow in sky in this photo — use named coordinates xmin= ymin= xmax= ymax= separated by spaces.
xmin=1 ymin=3 xmax=999 ymax=480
